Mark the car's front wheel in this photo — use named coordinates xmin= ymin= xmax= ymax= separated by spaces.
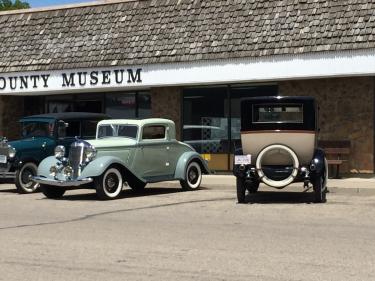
xmin=15 ymin=162 xmax=40 ymax=194
xmin=95 ymin=167 xmax=123 ymax=200
xmin=40 ymin=184 xmax=66 ymax=199
xmin=180 ymin=161 xmax=202 ymax=191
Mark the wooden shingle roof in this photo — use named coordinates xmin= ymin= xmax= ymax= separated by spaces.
xmin=0 ymin=0 xmax=375 ymax=73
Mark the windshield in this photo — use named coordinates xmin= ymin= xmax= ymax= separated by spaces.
xmin=21 ymin=121 xmax=55 ymax=138
xmin=97 ymin=124 xmax=138 ymax=139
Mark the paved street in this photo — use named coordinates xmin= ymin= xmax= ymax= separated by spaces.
xmin=0 ymin=176 xmax=375 ymax=281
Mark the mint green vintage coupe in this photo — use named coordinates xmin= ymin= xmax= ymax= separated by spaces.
xmin=33 ymin=118 xmax=209 ymax=200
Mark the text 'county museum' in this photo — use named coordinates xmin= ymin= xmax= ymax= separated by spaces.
xmin=0 ymin=0 xmax=375 ymax=173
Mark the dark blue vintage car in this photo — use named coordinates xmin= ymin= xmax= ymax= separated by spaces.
xmin=0 ymin=112 xmax=109 ymax=193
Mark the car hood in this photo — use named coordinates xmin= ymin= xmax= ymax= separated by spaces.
xmin=9 ymin=137 xmax=53 ymax=152
xmin=87 ymin=138 xmax=137 ymax=149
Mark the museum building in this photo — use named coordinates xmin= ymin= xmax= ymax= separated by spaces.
xmin=0 ymin=0 xmax=375 ymax=173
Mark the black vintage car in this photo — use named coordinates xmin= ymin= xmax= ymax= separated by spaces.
xmin=0 ymin=112 xmax=109 ymax=194
xmin=233 ymin=96 xmax=328 ymax=203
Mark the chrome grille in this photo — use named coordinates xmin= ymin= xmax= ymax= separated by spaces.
xmin=68 ymin=143 xmax=85 ymax=178
xmin=0 ymin=140 xmax=9 ymax=159
xmin=0 ymin=147 xmax=9 ymax=157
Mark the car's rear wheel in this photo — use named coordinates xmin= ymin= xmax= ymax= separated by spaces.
xmin=313 ymin=176 xmax=326 ymax=203
xmin=40 ymin=184 xmax=66 ymax=199
xmin=313 ymin=158 xmax=328 ymax=203
xmin=95 ymin=167 xmax=123 ymax=200
xmin=236 ymin=177 xmax=246 ymax=203
xmin=180 ymin=161 xmax=202 ymax=191
xmin=15 ymin=162 xmax=39 ymax=194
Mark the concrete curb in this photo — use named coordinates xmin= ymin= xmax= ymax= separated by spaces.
xmin=201 ymin=175 xmax=375 ymax=189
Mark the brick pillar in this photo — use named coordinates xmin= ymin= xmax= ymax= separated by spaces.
xmin=0 ymin=96 xmax=24 ymax=140
xmin=279 ymin=77 xmax=374 ymax=173
xmin=150 ymin=87 xmax=182 ymax=140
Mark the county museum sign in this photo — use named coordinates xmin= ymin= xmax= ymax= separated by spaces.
xmin=0 ymin=67 xmax=143 ymax=95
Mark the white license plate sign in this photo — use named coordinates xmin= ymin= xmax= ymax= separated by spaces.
xmin=235 ymin=155 xmax=251 ymax=165
xmin=0 ymin=155 xmax=7 ymax=164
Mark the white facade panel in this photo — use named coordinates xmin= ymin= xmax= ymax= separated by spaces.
xmin=0 ymin=49 xmax=375 ymax=95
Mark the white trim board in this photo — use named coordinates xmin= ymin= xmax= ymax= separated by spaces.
xmin=1 ymin=49 xmax=375 ymax=96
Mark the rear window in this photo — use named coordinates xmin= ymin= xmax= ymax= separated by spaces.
xmin=253 ymin=104 xmax=303 ymax=124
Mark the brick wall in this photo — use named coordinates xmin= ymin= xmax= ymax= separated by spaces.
xmin=151 ymin=87 xmax=182 ymax=140
xmin=279 ymin=77 xmax=375 ymax=173
xmin=0 ymin=96 xmax=24 ymax=140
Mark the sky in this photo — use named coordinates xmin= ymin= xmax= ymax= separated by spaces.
xmin=28 ymin=0 xmax=97 ymax=8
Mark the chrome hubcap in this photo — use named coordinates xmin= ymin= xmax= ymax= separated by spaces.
xmin=105 ymin=173 xmax=119 ymax=193
xmin=188 ymin=167 xmax=198 ymax=185
xmin=21 ymin=167 xmax=35 ymax=188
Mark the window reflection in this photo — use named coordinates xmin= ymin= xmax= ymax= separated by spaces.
xmin=106 ymin=93 xmax=136 ymax=118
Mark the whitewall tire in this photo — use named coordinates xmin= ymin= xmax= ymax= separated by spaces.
xmin=95 ymin=167 xmax=123 ymax=200
xmin=15 ymin=162 xmax=40 ymax=194
xmin=180 ymin=161 xmax=202 ymax=191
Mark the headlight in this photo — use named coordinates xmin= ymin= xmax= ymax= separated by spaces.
xmin=63 ymin=166 xmax=73 ymax=177
xmin=49 ymin=166 xmax=58 ymax=176
xmin=54 ymin=145 xmax=65 ymax=159
xmin=8 ymin=145 xmax=16 ymax=158
xmin=85 ymin=146 xmax=97 ymax=162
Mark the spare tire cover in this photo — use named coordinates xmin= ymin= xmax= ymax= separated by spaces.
xmin=256 ymin=144 xmax=299 ymax=188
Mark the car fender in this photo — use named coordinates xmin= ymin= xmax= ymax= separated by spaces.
xmin=80 ymin=156 xmax=143 ymax=181
xmin=174 ymin=152 xmax=210 ymax=180
xmin=310 ymin=148 xmax=326 ymax=176
xmin=37 ymin=156 xmax=61 ymax=177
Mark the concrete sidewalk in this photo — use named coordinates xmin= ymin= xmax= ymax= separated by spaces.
xmin=201 ymin=175 xmax=375 ymax=189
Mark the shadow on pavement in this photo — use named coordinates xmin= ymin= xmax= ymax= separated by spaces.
xmin=0 ymin=188 xmax=17 ymax=193
xmin=55 ymin=187 xmax=187 ymax=201
xmin=245 ymin=191 xmax=315 ymax=204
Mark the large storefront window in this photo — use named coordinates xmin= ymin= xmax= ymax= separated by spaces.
xmin=137 ymin=92 xmax=152 ymax=118
xmin=46 ymin=94 xmax=103 ymax=113
xmin=183 ymin=84 xmax=278 ymax=171
xmin=44 ymin=91 xmax=151 ymax=119
xmin=105 ymin=92 xmax=151 ymax=119
xmin=106 ymin=93 xmax=136 ymax=118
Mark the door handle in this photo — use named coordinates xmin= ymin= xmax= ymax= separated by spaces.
xmin=42 ymin=142 xmax=47 ymax=148
xmin=166 ymin=146 xmax=170 ymax=150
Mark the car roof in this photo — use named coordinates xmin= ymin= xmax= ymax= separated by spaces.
xmin=20 ymin=112 xmax=110 ymax=121
xmin=98 ymin=118 xmax=175 ymax=127
xmin=241 ymin=96 xmax=315 ymax=103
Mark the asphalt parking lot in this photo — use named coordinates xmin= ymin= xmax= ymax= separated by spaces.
xmin=0 ymin=175 xmax=375 ymax=281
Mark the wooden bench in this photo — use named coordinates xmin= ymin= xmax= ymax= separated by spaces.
xmin=318 ymin=140 xmax=351 ymax=178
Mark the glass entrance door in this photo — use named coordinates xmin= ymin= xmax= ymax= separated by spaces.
xmin=183 ymin=84 xmax=278 ymax=171
xmin=183 ymin=87 xmax=230 ymax=171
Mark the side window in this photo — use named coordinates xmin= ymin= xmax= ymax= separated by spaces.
xmin=65 ymin=121 xmax=81 ymax=137
xmin=142 ymin=125 xmax=166 ymax=140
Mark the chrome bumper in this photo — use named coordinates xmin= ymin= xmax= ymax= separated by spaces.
xmin=32 ymin=176 xmax=93 ymax=187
